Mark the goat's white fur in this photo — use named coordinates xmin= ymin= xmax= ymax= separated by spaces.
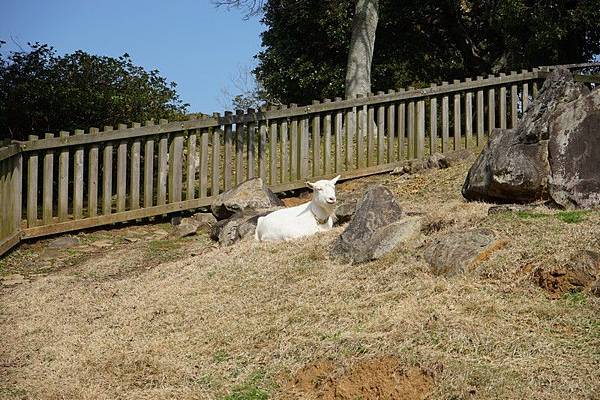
xmin=255 ymin=175 xmax=341 ymax=241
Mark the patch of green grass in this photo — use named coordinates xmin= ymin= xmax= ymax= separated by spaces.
xmin=556 ymin=211 xmax=588 ymax=224
xmin=562 ymin=290 xmax=587 ymax=305
xmin=213 ymin=350 xmax=230 ymax=363
xmin=222 ymin=371 xmax=270 ymax=400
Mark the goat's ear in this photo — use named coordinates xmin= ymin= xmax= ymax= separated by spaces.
xmin=330 ymin=175 xmax=341 ymax=184
xmin=305 ymin=181 xmax=315 ymax=189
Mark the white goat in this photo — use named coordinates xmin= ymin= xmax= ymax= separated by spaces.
xmin=255 ymin=175 xmax=341 ymax=241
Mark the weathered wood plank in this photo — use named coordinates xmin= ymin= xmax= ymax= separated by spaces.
xmin=397 ymin=102 xmax=405 ymax=160
xmin=258 ymin=121 xmax=267 ymax=180
xmin=73 ymin=130 xmax=85 ymax=219
xmin=169 ymin=132 xmax=184 ymax=203
xmin=453 ymin=94 xmax=461 ymax=151
xmin=386 ymin=100 xmax=396 ymax=162
xmin=323 ymin=101 xmax=332 ymax=175
xmin=416 ymin=100 xmax=425 ymax=159
xmin=157 ymin=120 xmax=169 ymax=206
xmin=465 ymin=91 xmax=473 ymax=148
xmin=476 ymin=81 xmax=484 ymax=145
xmin=312 ymin=104 xmax=321 ymax=176
xmin=441 ymin=96 xmax=449 ymax=153
xmin=12 ymin=154 xmax=23 ymax=234
xmin=186 ymin=132 xmax=197 ymax=200
xmin=212 ymin=127 xmax=220 ymax=196
xmin=499 ymin=82 xmax=507 ymax=129
xmin=130 ymin=123 xmax=141 ymax=210
xmin=102 ymin=127 xmax=114 ymax=215
xmin=247 ymin=119 xmax=256 ymax=179
xmin=280 ymin=110 xmax=289 ymax=183
xmin=143 ymin=121 xmax=155 ymax=208
xmin=300 ymin=116 xmax=310 ymax=178
xmin=488 ymin=87 xmax=496 ymax=134
xmin=27 ymin=135 xmax=39 ymax=227
xmin=42 ymin=133 xmax=54 ymax=224
xmin=429 ymin=97 xmax=438 ymax=155
xmin=407 ymin=101 xmax=415 ymax=159
xmin=346 ymin=105 xmax=356 ymax=169
xmin=522 ymin=83 xmax=529 ymax=113
xmin=116 ymin=127 xmax=128 ymax=213
xmin=357 ymin=102 xmax=367 ymax=168
xmin=58 ymin=131 xmax=69 ymax=221
xmin=334 ymin=105 xmax=343 ymax=172
xmin=88 ymin=128 xmax=99 ymax=217
xmin=199 ymin=128 xmax=209 ymax=197
xmin=223 ymin=111 xmax=233 ymax=190
xmin=367 ymin=105 xmax=375 ymax=166
xmin=236 ymin=110 xmax=245 ymax=185
xmin=290 ymin=114 xmax=299 ymax=180
xmin=270 ymin=120 xmax=278 ymax=183
xmin=511 ymin=83 xmax=519 ymax=128
xmin=377 ymin=103 xmax=385 ymax=164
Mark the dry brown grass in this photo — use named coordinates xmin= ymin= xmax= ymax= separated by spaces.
xmin=1 ymin=153 xmax=599 ymax=399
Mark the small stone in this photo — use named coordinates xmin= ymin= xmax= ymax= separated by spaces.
xmin=47 ymin=236 xmax=80 ymax=249
xmin=424 ymin=229 xmax=500 ymax=277
xmin=534 ymin=250 xmax=600 ymax=298
xmin=91 ymin=239 xmax=114 ymax=248
xmin=124 ymin=237 xmax=140 ymax=243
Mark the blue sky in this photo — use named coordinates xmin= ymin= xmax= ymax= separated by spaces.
xmin=1 ymin=0 xmax=264 ymax=114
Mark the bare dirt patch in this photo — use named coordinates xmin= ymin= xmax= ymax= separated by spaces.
xmin=283 ymin=356 xmax=433 ymax=400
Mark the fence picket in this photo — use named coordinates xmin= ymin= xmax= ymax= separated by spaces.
xmin=88 ymin=128 xmax=99 ymax=217
xmin=511 ymin=82 xmax=519 ymax=128
xmin=488 ymin=85 xmax=496 ymax=134
xmin=499 ymin=80 xmax=507 ymax=129
xmin=465 ymin=91 xmax=473 ymax=148
xmin=312 ymin=101 xmax=322 ymax=176
xmin=130 ymin=123 xmax=141 ymax=210
xmin=143 ymin=121 xmax=154 ymax=208
xmin=224 ymin=112 xmax=233 ymax=190
xmin=200 ymin=128 xmax=209 ymax=197
xmin=27 ymin=135 xmax=39 ymax=227
xmin=300 ymin=116 xmax=309 ymax=178
xmin=235 ymin=110 xmax=245 ymax=185
xmin=290 ymin=110 xmax=299 ymax=180
xmin=416 ymin=100 xmax=425 ymax=159
xmin=386 ymin=92 xmax=396 ymax=162
xmin=476 ymin=78 xmax=484 ymax=145
xmin=453 ymin=94 xmax=461 ymax=151
xmin=346 ymin=104 xmax=355 ymax=169
xmin=397 ymin=102 xmax=405 ymax=160
xmin=377 ymin=101 xmax=385 ymax=164
xmin=157 ymin=120 xmax=169 ymax=206
xmin=323 ymin=99 xmax=332 ymax=175
xmin=212 ymin=126 xmax=221 ymax=196
xmin=117 ymin=125 xmax=128 ymax=212
xmin=259 ymin=120 xmax=267 ymax=181
xmin=102 ymin=127 xmax=114 ymax=215
xmin=441 ymin=95 xmax=449 ymax=153
xmin=73 ymin=130 xmax=85 ymax=219
xmin=269 ymin=120 xmax=278 ymax=183
xmin=367 ymin=105 xmax=375 ymax=166
xmin=429 ymin=96 xmax=437 ymax=155
xmin=280 ymin=108 xmax=289 ymax=183
xmin=334 ymin=103 xmax=343 ymax=172
xmin=58 ymin=131 xmax=69 ymax=221
xmin=169 ymin=132 xmax=184 ymax=203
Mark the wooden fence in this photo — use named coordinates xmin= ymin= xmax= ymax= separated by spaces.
xmin=0 ymin=64 xmax=598 ymax=256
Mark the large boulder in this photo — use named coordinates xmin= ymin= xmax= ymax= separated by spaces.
xmin=211 ymin=178 xmax=284 ymax=220
xmin=548 ymin=89 xmax=600 ymax=209
xmin=462 ymin=68 xmax=590 ymax=203
xmin=423 ymin=229 xmax=503 ymax=277
xmin=330 ymin=185 xmax=403 ymax=263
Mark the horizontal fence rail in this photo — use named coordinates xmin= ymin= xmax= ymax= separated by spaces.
xmin=0 ymin=65 xmax=598 ymax=256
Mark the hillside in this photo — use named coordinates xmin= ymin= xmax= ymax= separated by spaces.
xmin=1 ymin=152 xmax=599 ymax=399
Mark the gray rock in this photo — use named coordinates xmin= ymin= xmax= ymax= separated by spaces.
xmin=211 ymin=178 xmax=284 ymax=220
xmin=167 ymin=213 xmax=216 ymax=239
xmin=352 ymin=217 xmax=422 ymax=264
xmin=462 ymin=68 xmax=589 ymax=203
xmin=331 ymin=185 xmax=403 ymax=263
xmin=423 ymin=229 xmax=498 ymax=277
xmin=548 ymin=89 xmax=600 ymax=209
xmin=334 ymin=198 xmax=358 ymax=225
xmin=210 ymin=210 xmax=278 ymax=246
xmin=47 ymin=236 xmax=80 ymax=249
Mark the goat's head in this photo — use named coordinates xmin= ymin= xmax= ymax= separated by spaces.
xmin=305 ymin=175 xmax=341 ymax=210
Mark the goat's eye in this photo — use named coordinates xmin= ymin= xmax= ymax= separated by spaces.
xmin=317 ymin=187 xmax=323 ymax=191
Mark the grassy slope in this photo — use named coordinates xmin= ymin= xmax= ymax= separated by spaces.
xmin=1 ymin=155 xmax=599 ymax=399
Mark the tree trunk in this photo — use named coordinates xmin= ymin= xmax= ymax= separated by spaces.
xmin=345 ymin=0 xmax=379 ymax=98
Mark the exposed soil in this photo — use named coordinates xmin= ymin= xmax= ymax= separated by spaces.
xmin=283 ymin=356 xmax=433 ymax=400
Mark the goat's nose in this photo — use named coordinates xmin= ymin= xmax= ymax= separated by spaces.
xmin=327 ymin=197 xmax=336 ymax=203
